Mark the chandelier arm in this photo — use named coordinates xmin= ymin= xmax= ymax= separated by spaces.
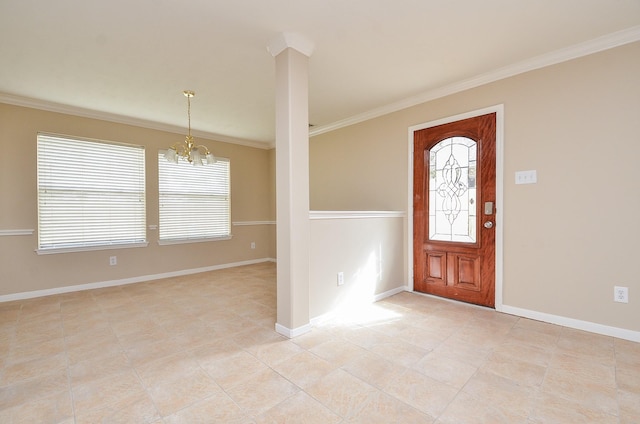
xmin=195 ymin=144 xmax=211 ymax=154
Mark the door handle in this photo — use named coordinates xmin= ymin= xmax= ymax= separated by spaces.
xmin=483 ymin=221 xmax=494 ymax=229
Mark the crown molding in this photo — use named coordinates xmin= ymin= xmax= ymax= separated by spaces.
xmin=309 ymin=25 xmax=640 ymax=137
xmin=0 ymin=92 xmax=272 ymax=150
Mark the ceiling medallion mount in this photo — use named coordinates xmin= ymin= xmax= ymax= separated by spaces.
xmin=164 ymin=90 xmax=216 ymax=166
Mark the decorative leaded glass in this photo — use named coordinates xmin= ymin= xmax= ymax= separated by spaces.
xmin=428 ymin=137 xmax=477 ymax=243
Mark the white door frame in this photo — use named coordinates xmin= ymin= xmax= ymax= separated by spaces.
xmin=407 ymin=104 xmax=505 ymax=311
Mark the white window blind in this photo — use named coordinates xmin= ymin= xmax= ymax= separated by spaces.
xmin=37 ymin=134 xmax=146 ymax=252
xmin=158 ymin=152 xmax=230 ymax=242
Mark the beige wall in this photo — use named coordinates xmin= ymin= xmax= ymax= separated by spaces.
xmin=310 ymin=42 xmax=640 ymax=333
xmin=0 ymin=104 xmax=275 ymax=297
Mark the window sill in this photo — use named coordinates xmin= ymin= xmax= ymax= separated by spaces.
xmin=35 ymin=242 xmax=149 ymax=255
xmin=158 ymin=235 xmax=233 ymax=246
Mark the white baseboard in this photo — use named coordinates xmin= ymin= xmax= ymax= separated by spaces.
xmin=374 ymin=285 xmax=408 ymax=302
xmin=500 ymin=304 xmax=640 ymax=343
xmin=275 ymin=322 xmax=312 ymax=338
xmin=0 ymin=258 xmax=275 ymax=303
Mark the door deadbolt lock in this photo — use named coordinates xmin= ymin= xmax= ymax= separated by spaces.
xmin=484 ymin=202 xmax=494 ymax=215
xmin=483 ymin=221 xmax=494 ymax=229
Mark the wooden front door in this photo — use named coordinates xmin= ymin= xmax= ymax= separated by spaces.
xmin=413 ymin=113 xmax=496 ymax=307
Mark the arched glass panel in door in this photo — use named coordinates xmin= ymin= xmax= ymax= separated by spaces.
xmin=428 ymin=137 xmax=477 ymax=243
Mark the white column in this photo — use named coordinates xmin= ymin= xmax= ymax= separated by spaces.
xmin=268 ymin=33 xmax=314 ymax=338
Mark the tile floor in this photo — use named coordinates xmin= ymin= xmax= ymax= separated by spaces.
xmin=0 ymin=262 xmax=638 ymax=423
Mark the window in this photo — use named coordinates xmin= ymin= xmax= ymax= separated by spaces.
xmin=158 ymin=152 xmax=230 ymax=243
xmin=37 ymin=133 xmax=146 ymax=252
xmin=428 ymin=136 xmax=477 ymax=243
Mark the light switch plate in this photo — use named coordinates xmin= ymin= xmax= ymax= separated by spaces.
xmin=515 ymin=170 xmax=537 ymax=184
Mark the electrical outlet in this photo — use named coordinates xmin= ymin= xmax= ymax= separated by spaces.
xmin=250 ymin=242 xmax=256 ymax=249
xmin=614 ymin=286 xmax=628 ymax=303
xmin=337 ymin=272 xmax=344 ymax=286
xmin=109 ymin=256 xmax=117 ymax=266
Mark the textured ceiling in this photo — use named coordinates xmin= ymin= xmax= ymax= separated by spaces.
xmin=1 ymin=0 xmax=639 ymax=147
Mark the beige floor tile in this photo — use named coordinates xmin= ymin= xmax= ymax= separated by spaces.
xmin=69 ymin=351 xmax=132 ymax=386
xmin=453 ymin=325 xmax=508 ymax=349
xmin=615 ymin=338 xmax=640 ymax=362
xmin=382 ymin=369 xmax=459 ymax=418
xmin=347 ymin=391 xmax=434 ymax=424
xmin=116 ymin=325 xmax=171 ymax=349
xmin=0 ymin=263 xmax=635 ymax=423
xmin=437 ymin=391 xmax=528 ymax=424
xmin=110 ymin=317 xmax=161 ymax=338
xmin=196 ymin=307 xmax=240 ymax=323
xmin=362 ymin=318 xmax=413 ymax=338
xmin=309 ymin=339 xmax=369 ymax=367
xmin=0 ymin=312 xmax=20 ymax=329
xmin=414 ymin=351 xmax=478 ymax=389
xmin=428 ymin=335 xmax=492 ymax=368
xmin=290 ymin=328 xmax=340 ymax=350
xmin=62 ymin=313 xmax=110 ymax=336
xmin=272 ymin=350 xmax=337 ymax=389
xmin=461 ymin=370 xmax=535 ymax=419
xmin=619 ymin=389 xmax=640 ymax=424
xmin=616 ymin=366 xmax=640 ymax=393
xmin=343 ymin=350 xmax=407 ymax=390
xmin=396 ymin=325 xmax=450 ymax=351
xmin=504 ymin=326 xmax=559 ymax=351
xmin=225 ymin=368 xmax=299 ymax=416
xmin=167 ymin=325 xmax=217 ymax=350
xmin=556 ymin=328 xmax=615 ymax=365
xmin=480 ymin=351 xmax=546 ymax=387
xmin=124 ymin=336 xmax=186 ymax=366
xmin=541 ymin=367 xmax=619 ymax=416
xmin=529 ymin=392 xmax=619 ymax=424
xmin=0 ymin=352 xmax=67 ymax=386
xmin=489 ymin=339 xmax=554 ymax=367
xmin=74 ymin=392 xmax=160 ymax=424
xmin=189 ymin=338 xmax=242 ymax=364
xmin=233 ymin=325 xmax=287 ymax=352
xmin=423 ymin=314 xmax=469 ymax=334
xmin=549 ymin=352 xmax=617 ymax=387
xmin=249 ymin=338 xmax=305 ymax=367
xmin=145 ymin=368 xmax=223 ymax=417
xmin=0 ymin=370 xmax=69 ymax=410
xmin=18 ymin=300 xmax=61 ymax=318
xmin=254 ymin=391 xmax=342 ymax=424
xmin=60 ymin=298 xmax=99 ymax=314
xmin=164 ymin=392 xmax=250 ymax=424
xmin=0 ymin=389 xmax=73 ymax=424
xmin=65 ymin=327 xmax=122 ymax=364
xmin=200 ymin=349 xmax=270 ymax=390
xmin=368 ymin=338 xmax=430 ymax=368
xmin=512 ymin=317 xmax=563 ymax=337
xmin=208 ymin=316 xmax=262 ymax=335
xmin=306 ymin=369 xmax=379 ymax=419
xmin=135 ymin=352 xmax=201 ymax=388
xmin=72 ymin=370 xmax=146 ymax=415
xmin=14 ymin=319 xmax=64 ymax=345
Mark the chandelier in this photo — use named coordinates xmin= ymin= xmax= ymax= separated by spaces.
xmin=164 ymin=90 xmax=216 ymax=166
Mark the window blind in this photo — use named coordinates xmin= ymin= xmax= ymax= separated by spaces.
xmin=158 ymin=152 xmax=230 ymax=242
xmin=37 ymin=134 xmax=146 ymax=251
